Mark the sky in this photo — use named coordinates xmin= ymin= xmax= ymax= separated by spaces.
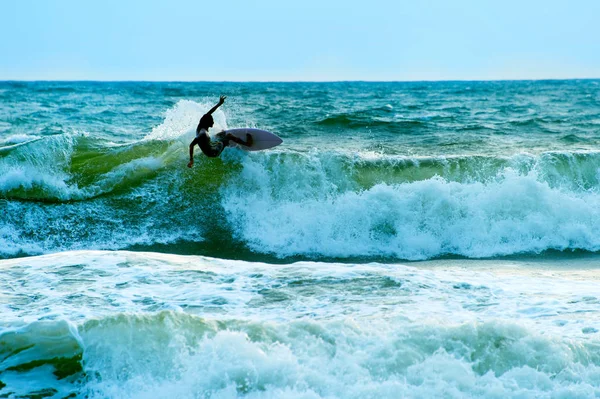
xmin=1 ymin=0 xmax=599 ymax=81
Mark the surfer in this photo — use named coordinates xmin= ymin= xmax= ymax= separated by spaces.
xmin=187 ymin=95 xmax=253 ymax=167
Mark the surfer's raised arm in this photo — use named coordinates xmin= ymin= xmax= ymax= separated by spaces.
xmin=188 ymin=95 xmax=226 ymax=167
xmin=206 ymin=95 xmax=227 ymax=115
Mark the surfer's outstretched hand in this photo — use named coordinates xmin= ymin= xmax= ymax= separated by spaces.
xmin=218 ymin=95 xmax=227 ymax=105
xmin=187 ymin=160 xmax=193 ymax=168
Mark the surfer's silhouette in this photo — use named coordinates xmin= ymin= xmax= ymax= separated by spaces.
xmin=187 ymin=95 xmax=253 ymax=167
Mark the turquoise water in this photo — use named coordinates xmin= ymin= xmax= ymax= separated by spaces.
xmin=2 ymin=80 xmax=600 ymax=398
xmin=3 ymin=80 xmax=600 ymax=261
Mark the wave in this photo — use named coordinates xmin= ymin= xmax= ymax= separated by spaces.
xmin=316 ymin=113 xmax=429 ymax=131
xmin=3 ymin=143 xmax=600 ymax=260
xmin=313 ymin=109 xmax=454 ymax=135
xmin=0 ymin=134 xmax=170 ymax=201
xmin=2 ymin=311 xmax=600 ymax=398
xmin=222 ymin=157 xmax=600 ymax=260
xmin=560 ymin=134 xmax=590 ymax=143
xmin=0 ymin=133 xmax=37 ymax=146
xmin=2 ymin=100 xmax=600 ymax=260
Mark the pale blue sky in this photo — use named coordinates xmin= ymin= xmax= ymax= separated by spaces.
xmin=1 ymin=0 xmax=599 ymax=81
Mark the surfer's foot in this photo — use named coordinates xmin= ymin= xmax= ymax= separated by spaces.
xmin=246 ymin=133 xmax=253 ymax=146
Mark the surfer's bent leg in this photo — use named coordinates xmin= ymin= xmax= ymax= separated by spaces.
xmin=226 ymin=133 xmax=253 ymax=147
xmin=214 ymin=142 xmax=225 ymax=156
xmin=201 ymin=141 xmax=225 ymax=157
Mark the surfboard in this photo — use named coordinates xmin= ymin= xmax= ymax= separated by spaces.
xmin=220 ymin=128 xmax=283 ymax=151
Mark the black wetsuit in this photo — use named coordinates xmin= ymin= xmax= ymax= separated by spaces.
xmin=196 ymin=128 xmax=227 ymax=158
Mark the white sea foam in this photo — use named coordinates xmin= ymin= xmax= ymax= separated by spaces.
xmin=3 ymin=251 xmax=600 ymax=398
xmin=0 ymin=133 xmax=83 ymax=200
xmin=0 ymin=225 xmax=43 ymax=257
xmin=0 ymin=166 xmax=72 ymax=195
xmin=0 ymin=133 xmax=38 ymax=145
xmin=222 ymin=153 xmax=600 ymax=259
xmin=143 ymin=99 xmax=229 ymax=142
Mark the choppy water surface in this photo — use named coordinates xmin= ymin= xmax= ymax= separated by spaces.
xmin=1 ymin=80 xmax=600 ymax=398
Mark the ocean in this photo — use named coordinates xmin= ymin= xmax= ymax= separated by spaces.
xmin=1 ymin=80 xmax=600 ymax=398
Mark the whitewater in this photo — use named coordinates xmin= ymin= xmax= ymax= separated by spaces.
xmin=1 ymin=80 xmax=600 ymax=398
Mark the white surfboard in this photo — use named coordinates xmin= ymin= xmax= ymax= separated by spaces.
xmin=221 ymin=128 xmax=283 ymax=151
